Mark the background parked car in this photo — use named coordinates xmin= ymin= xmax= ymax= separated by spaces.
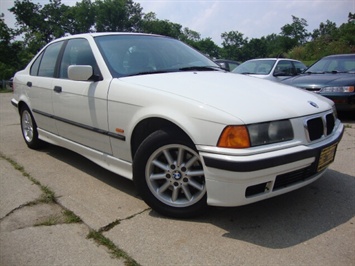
xmin=282 ymin=54 xmax=355 ymax=113
xmin=214 ymin=59 xmax=240 ymax=71
xmin=233 ymin=58 xmax=307 ymax=82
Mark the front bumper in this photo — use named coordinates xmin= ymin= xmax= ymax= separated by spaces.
xmin=320 ymin=92 xmax=355 ymax=112
xmin=199 ymin=122 xmax=344 ymax=207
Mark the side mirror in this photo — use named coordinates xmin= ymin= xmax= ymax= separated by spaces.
xmin=68 ymin=65 xmax=93 ymax=81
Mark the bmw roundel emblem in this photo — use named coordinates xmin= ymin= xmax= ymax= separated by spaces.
xmin=308 ymin=101 xmax=319 ymax=108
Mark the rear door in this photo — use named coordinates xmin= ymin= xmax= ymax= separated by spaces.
xmin=26 ymin=40 xmax=65 ymax=134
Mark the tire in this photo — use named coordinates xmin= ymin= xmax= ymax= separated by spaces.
xmin=20 ymin=106 xmax=42 ymax=149
xmin=133 ymin=130 xmax=208 ymax=218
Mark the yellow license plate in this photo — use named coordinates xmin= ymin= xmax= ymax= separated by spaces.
xmin=317 ymin=143 xmax=338 ymax=172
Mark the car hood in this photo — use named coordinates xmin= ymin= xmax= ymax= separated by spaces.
xmin=282 ymin=72 xmax=355 ymax=89
xmin=120 ymin=71 xmax=333 ymax=124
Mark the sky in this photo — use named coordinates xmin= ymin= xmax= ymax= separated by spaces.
xmin=1 ymin=0 xmax=354 ymax=46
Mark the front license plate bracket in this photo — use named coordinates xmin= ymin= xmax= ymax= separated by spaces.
xmin=317 ymin=143 xmax=338 ymax=172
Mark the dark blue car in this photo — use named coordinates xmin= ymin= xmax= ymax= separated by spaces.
xmin=282 ymin=54 xmax=355 ymax=112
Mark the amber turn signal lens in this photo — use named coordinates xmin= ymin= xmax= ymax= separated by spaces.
xmin=217 ymin=126 xmax=250 ymax=148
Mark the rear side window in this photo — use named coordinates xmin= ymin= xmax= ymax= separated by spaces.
xmin=30 ymin=41 xmax=64 ymax=77
xmin=30 ymin=52 xmax=43 ymax=76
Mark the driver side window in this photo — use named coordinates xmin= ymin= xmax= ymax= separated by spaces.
xmin=59 ymin=38 xmax=100 ymax=79
xmin=275 ymin=61 xmax=293 ymax=75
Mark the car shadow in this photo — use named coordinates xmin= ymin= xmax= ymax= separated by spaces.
xmin=40 ymin=143 xmax=138 ymax=198
xmin=39 ymin=143 xmax=354 ymax=249
xmin=338 ymin=111 xmax=355 ymax=123
xmin=189 ymin=169 xmax=354 ymax=249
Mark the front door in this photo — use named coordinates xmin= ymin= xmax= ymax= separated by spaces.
xmin=52 ymin=38 xmax=112 ymax=154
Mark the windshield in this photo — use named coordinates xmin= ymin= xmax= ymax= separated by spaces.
xmin=233 ymin=60 xmax=276 ymax=75
xmin=306 ymin=55 xmax=355 ymax=73
xmin=94 ymin=35 xmax=219 ymax=77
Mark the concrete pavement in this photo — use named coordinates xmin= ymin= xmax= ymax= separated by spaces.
xmin=0 ymin=152 xmax=125 ymax=265
xmin=1 ymin=92 xmax=354 ymax=266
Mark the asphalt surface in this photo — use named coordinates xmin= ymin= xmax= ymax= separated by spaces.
xmin=1 ymin=92 xmax=354 ymax=266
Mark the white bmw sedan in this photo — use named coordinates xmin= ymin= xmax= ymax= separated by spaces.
xmin=11 ymin=33 xmax=344 ymax=218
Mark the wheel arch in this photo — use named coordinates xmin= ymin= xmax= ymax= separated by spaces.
xmin=130 ymin=117 xmax=194 ymax=159
xmin=17 ymin=100 xmax=31 ymax=114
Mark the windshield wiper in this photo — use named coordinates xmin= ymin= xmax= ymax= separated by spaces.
xmin=239 ymin=72 xmax=257 ymax=75
xmin=305 ymin=71 xmax=325 ymax=74
xmin=124 ymin=66 xmax=222 ymax=77
xmin=306 ymin=70 xmax=351 ymax=74
xmin=324 ymin=70 xmax=349 ymax=74
xmin=179 ymin=66 xmax=222 ymax=71
xmin=125 ymin=69 xmax=176 ymax=77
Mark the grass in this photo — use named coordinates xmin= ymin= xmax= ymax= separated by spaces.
xmin=0 ymin=153 xmax=57 ymax=204
xmin=302 ymin=60 xmax=316 ymax=67
xmin=0 ymin=88 xmax=13 ymax=93
xmin=63 ymin=209 xmax=82 ymax=223
xmin=87 ymin=230 xmax=140 ymax=266
xmin=35 ymin=209 xmax=82 ymax=226
xmin=344 ymin=124 xmax=352 ymax=129
xmin=35 ymin=215 xmax=62 ymax=226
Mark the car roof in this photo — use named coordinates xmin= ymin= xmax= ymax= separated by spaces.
xmin=49 ymin=32 xmax=164 ymax=42
xmin=246 ymin=58 xmax=301 ymax=62
xmin=323 ymin=54 xmax=355 ymax=59
xmin=214 ymin=59 xmax=239 ymax=63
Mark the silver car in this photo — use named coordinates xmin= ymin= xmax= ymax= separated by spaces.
xmin=233 ymin=58 xmax=307 ymax=82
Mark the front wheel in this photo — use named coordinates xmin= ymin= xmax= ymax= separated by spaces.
xmin=133 ymin=130 xmax=207 ymax=218
xmin=20 ymin=106 xmax=42 ymax=149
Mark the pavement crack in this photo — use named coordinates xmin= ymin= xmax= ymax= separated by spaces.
xmin=99 ymin=219 xmax=121 ymax=233
xmin=1 ymin=144 xmax=139 ymax=265
xmin=99 ymin=207 xmax=151 ymax=233
xmin=0 ymin=201 xmax=37 ymax=222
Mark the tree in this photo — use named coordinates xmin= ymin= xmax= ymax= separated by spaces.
xmin=180 ymin=27 xmax=200 ymax=42
xmin=94 ymin=0 xmax=143 ymax=32
xmin=337 ymin=12 xmax=355 ymax=48
xmin=10 ymin=0 xmax=71 ymax=44
xmin=191 ymin=37 xmax=221 ymax=59
xmin=220 ymin=30 xmax=247 ymax=60
xmin=141 ymin=12 xmax=182 ymax=38
xmin=4 ymin=0 xmax=354 ymax=76
xmin=240 ymin=38 xmax=267 ymax=60
xmin=0 ymin=14 xmax=29 ymax=81
xmin=312 ymin=20 xmax=337 ymax=40
xmin=66 ymin=0 xmax=95 ymax=34
xmin=280 ymin=15 xmax=310 ymax=45
xmin=0 ymin=15 xmax=15 ymax=81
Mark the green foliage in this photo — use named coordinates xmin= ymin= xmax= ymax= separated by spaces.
xmin=281 ymin=15 xmax=310 ymax=45
xmin=1 ymin=0 xmax=354 ymax=80
xmin=220 ymin=30 xmax=247 ymax=60
xmin=288 ymin=13 xmax=355 ymax=61
xmin=94 ymin=0 xmax=143 ymax=32
xmin=0 ymin=16 xmax=28 ymax=82
xmin=191 ymin=37 xmax=221 ymax=59
xmin=141 ymin=12 xmax=182 ymax=38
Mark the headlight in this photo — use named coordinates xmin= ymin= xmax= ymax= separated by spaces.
xmin=248 ymin=120 xmax=294 ymax=146
xmin=320 ymin=86 xmax=354 ymax=93
xmin=217 ymin=120 xmax=294 ymax=148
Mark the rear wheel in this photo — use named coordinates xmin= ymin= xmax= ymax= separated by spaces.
xmin=20 ymin=106 xmax=42 ymax=149
xmin=133 ymin=130 xmax=207 ymax=218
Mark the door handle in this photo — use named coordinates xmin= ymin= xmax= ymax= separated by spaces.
xmin=27 ymin=81 xmax=32 ymax=87
xmin=54 ymin=86 xmax=62 ymax=93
